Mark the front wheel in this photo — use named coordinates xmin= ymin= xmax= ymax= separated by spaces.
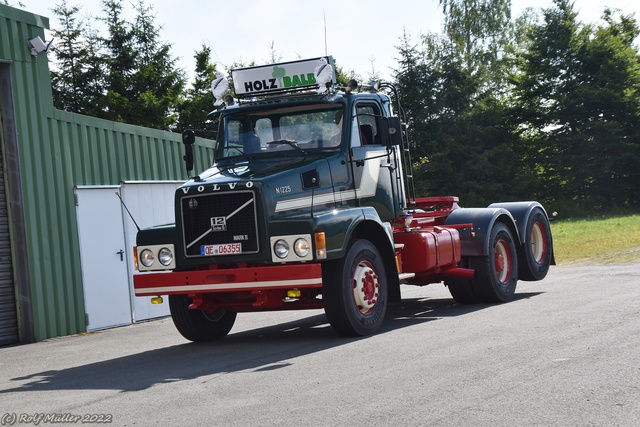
xmin=470 ymin=222 xmax=519 ymax=303
xmin=169 ymin=295 xmax=237 ymax=342
xmin=322 ymin=239 xmax=388 ymax=337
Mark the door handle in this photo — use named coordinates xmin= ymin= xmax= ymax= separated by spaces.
xmin=116 ymin=249 xmax=125 ymax=261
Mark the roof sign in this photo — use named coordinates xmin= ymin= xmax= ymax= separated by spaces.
xmin=231 ymin=56 xmax=335 ymax=98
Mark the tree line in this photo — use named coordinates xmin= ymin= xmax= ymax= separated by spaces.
xmin=48 ymin=0 xmax=640 ymax=215
xmin=395 ymin=0 xmax=640 ymax=214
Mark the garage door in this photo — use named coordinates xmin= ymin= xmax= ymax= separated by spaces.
xmin=0 ymin=122 xmax=18 ymax=346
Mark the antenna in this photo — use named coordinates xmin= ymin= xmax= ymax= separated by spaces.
xmin=115 ymin=191 xmax=141 ymax=232
xmin=205 ymin=38 xmax=229 ymax=71
xmin=323 ymin=10 xmax=328 ymax=56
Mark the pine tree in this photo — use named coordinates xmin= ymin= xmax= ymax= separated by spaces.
xmin=97 ymin=0 xmax=136 ymax=123
xmin=176 ymin=44 xmax=218 ymax=134
xmin=128 ymin=0 xmax=186 ymax=129
xmin=50 ymin=0 xmax=102 ymax=114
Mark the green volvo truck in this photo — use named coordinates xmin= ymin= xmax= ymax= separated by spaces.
xmin=133 ymin=57 xmax=554 ymax=341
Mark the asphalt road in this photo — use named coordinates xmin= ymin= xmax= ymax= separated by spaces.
xmin=1 ymin=263 xmax=639 ymax=427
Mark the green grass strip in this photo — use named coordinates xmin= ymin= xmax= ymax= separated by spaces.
xmin=550 ymin=214 xmax=640 ymax=265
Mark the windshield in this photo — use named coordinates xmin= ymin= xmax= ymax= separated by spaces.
xmin=216 ymin=104 xmax=344 ymax=159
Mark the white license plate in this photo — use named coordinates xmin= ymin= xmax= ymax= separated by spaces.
xmin=200 ymin=243 xmax=242 ymax=256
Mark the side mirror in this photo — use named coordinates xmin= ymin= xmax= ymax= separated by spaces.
xmin=182 ymin=130 xmax=195 ymax=173
xmin=380 ymin=116 xmax=403 ymax=147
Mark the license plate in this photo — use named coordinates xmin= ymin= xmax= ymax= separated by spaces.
xmin=201 ymin=243 xmax=242 ymax=256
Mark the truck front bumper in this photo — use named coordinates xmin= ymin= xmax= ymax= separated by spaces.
xmin=134 ymin=264 xmax=323 ymax=297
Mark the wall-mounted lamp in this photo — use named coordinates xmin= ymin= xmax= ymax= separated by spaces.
xmin=28 ymin=36 xmax=54 ymax=56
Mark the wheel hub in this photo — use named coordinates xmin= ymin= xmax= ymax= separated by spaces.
xmin=494 ymin=252 xmax=505 ymax=272
xmin=202 ymin=308 xmax=226 ymax=322
xmin=530 ymin=222 xmax=546 ymax=263
xmin=494 ymin=240 xmax=511 ymax=284
xmin=352 ymin=261 xmax=380 ymax=315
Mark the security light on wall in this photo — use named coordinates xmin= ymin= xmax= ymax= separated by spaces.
xmin=28 ymin=36 xmax=54 ymax=56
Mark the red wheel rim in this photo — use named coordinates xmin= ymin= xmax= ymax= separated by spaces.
xmin=494 ymin=239 xmax=512 ymax=284
xmin=352 ymin=260 xmax=380 ymax=315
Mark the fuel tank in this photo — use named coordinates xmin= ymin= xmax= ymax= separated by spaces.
xmin=394 ymin=227 xmax=461 ymax=273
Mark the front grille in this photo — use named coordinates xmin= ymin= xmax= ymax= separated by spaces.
xmin=181 ymin=190 xmax=259 ymax=257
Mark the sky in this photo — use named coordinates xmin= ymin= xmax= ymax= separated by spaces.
xmin=24 ymin=0 xmax=640 ymax=83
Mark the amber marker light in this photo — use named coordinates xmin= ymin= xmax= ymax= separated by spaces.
xmin=287 ymin=289 xmax=302 ymax=298
xmin=315 ymin=232 xmax=326 ymax=259
xmin=133 ymin=246 xmax=138 ymax=270
xmin=151 ymin=296 xmax=164 ymax=304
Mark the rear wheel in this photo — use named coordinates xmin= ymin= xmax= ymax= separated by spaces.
xmin=471 ymin=222 xmax=518 ymax=303
xmin=519 ymin=208 xmax=552 ymax=281
xmin=169 ymin=294 xmax=236 ymax=342
xmin=322 ymin=239 xmax=388 ymax=336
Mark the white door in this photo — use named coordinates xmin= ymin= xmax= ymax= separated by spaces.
xmin=120 ymin=181 xmax=182 ymax=322
xmin=75 ymin=186 xmax=132 ymax=331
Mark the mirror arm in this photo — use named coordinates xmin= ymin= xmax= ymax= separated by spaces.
xmin=182 ymin=130 xmax=195 ymax=175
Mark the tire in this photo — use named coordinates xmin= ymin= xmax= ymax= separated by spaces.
xmin=519 ymin=208 xmax=552 ymax=281
xmin=169 ymin=294 xmax=237 ymax=342
xmin=322 ymin=239 xmax=388 ymax=337
xmin=445 ymin=257 xmax=479 ymax=304
xmin=470 ymin=222 xmax=518 ymax=303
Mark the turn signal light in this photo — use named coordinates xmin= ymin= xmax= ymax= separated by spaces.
xmin=133 ymin=246 xmax=138 ymax=270
xmin=151 ymin=296 xmax=164 ymax=304
xmin=315 ymin=232 xmax=326 ymax=259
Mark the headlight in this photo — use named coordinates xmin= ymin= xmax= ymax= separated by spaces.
xmin=274 ymin=239 xmax=290 ymax=259
xmin=158 ymin=247 xmax=173 ymax=266
xmin=140 ymin=249 xmax=155 ymax=267
xmin=294 ymin=238 xmax=310 ymax=258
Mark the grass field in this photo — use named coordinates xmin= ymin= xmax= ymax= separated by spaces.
xmin=550 ymin=214 xmax=640 ymax=265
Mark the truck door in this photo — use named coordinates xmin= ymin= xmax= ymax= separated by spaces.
xmin=349 ymin=102 xmax=401 ymax=221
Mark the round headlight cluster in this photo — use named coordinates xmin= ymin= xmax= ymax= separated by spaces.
xmin=274 ymin=239 xmax=290 ymax=259
xmin=139 ymin=247 xmax=173 ymax=268
xmin=273 ymin=237 xmax=311 ymax=260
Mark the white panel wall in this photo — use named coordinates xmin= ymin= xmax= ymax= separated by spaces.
xmin=121 ymin=181 xmax=183 ymax=322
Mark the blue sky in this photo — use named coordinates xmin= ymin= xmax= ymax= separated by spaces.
xmin=25 ymin=0 xmax=640 ymax=83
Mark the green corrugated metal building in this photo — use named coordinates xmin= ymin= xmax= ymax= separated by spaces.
xmin=0 ymin=4 xmax=214 ymax=344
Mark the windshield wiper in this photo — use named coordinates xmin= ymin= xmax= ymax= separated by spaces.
xmin=268 ymin=139 xmax=305 ymax=155
xmin=219 ymin=155 xmax=251 ymax=172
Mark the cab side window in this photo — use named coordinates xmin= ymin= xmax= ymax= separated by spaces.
xmin=352 ymin=104 xmax=381 ymax=147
